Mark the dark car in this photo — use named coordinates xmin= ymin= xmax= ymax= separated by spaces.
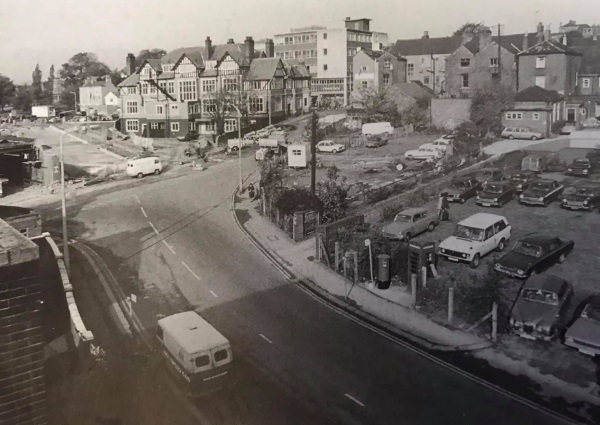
xmin=585 ymin=150 xmax=600 ymax=170
xmin=560 ymin=185 xmax=600 ymax=211
xmin=565 ymin=158 xmax=592 ymax=177
xmin=564 ymin=296 xmax=600 ymax=356
xmin=518 ymin=179 xmax=564 ymax=207
xmin=441 ymin=176 xmax=482 ymax=204
xmin=177 ymin=132 xmax=199 ymax=142
xmin=494 ymin=235 xmax=574 ymax=279
xmin=473 ymin=168 xmax=503 ymax=186
xmin=509 ymin=274 xmax=573 ymax=341
xmin=475 ymin=182 xmax=516 ymax=207
xmin=365 ymin=135 xmax=388 ymax=148
xmin=503 ymin=170 xmax=538 ymax=193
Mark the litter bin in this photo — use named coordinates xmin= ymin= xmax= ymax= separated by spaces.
xmin=376 ymin=254 xmax=391 ymax=289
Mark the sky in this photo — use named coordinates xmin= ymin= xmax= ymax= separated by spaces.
xmin=1 ymin=0 xmax=599 ymax=84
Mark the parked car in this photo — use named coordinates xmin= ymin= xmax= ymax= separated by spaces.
xmin=494 ymin=236 xmax=574 ymax=278
xmin=441 ymin=176 xmax=482 ymax=204
xmin=177 ymin=132 xmax=199 ymax=142
xmin=473 ymin=167 xmax=503 ymax=186
xmin=585 ymin=149 xmax=600 ymax=170
xmin=565 ymin=158 xmax=592 ymax=177
xmin=365 ymin=135 xmax=388 ymax=148
xmin=564 ymin=296 xmax=600 ymax=356
xmin=243 ymin=130 xmax=257 ymax=141
xmin=255 ymin=147 xmax=275 ymax=161
xmin=475 ymin=182 xmax=516 ymax=207
xmin=404 ymin=145 xmax=443 ymax=161
xmin=430 ymin=139 xmax=451 ymax=152
xmin=433 ymin=134 xmax=455 ymax=144
xmin=438 ymin=213 xmax=511 ymax=269
xmin=503 ymin=170 xmax=538 ymax=192
xmin=509 ymin=274 xmax=573 ymax=341
xmin=381 ymin=208 xmax=438 ymax=241
xmin=316 ymin=140 xmax=345 ymax=154
xmin=518 ymin=179 xmax=564 ymax=207
xmin=561 ymin=185 xmax=600 ymax=211
xmin=521 ymin=154 xmax=548 ymax=173
xmin=501 ymin=127 xmax=544 ymax=141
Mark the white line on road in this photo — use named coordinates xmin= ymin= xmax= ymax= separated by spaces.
xmin=181 ymin=261 xmax=201 ymax=281
xmin=148 ymin=221 xmax=159 ymax=235
xmin=162 ymin=240 xmax=176 ymax=254
xmin=140 ymin=207 xmax=147 ymax=218
xmin=134 ymin=195 xmax=140 ymax=204
xmin=344 ymin=394 xmax=365 ymax=407
xmin=209 ymin=290 xmax=218 ymax=298
xmin=259 ymin=334 xmax=273 ymax=344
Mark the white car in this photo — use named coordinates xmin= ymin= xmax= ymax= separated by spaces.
xmin=404 ymin=145 xmax=443 ymax=160
xmin=430 ymin=139 xmax=451 ymax=152
xmin=316 ymin=140 xmax=345 ymax=154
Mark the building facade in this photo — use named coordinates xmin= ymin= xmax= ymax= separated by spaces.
xmin=502 ymin=85 xmax=564 ymax=137
xmin=352 ymin=49 xmax=406 ymax=97
xmin=79 ymin=76 xmax=120 ymax=117
xmin=273 ymin=17 xmax=388 ymax=106
xmin=118 ymin=36 xmax=310 ymax=138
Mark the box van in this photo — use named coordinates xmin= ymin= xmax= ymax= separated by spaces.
xmin=287 ymin=143 xmax=308 ymax=168
xmin=157 ymin=311 xmax=234 ymax=396
xmin=126 ymin=156 xmax=162 ymax=178
xmin=501 ymin=127 xmax=544 ymax=141
xmin=521 ymin=154 xmax=548 ymax=173
xmin=362 ymin=122 xmax=394 ymax=136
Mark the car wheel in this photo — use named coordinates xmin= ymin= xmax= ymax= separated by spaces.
xmin=508 ymin=135 xmax=514 ymax=140
xmin=137 ymin=172 xmax=143 ymax=179
xmin=406 ymin=155 xmax=413 ymax=161
xmin=154 ymin=169 xmax=161 ymax=175
xmin=404 ymin=233 xmax=411 ymax=242
xmin=497 ymin=238 xmax=506 ymax=252
xmin=316 ymin=148 xmax=321 ymax=153
xmin=332 ymin=149 xmax=337 ymax=154
xmin=427 ymin=222 xmax=435 ymax=232
xmin=459 ymin=197 xmax=466 ymax=204
xmin=470 ymin=254 xmax=480 ymax=269
xmin=531 ymin=136 xmax=538 ymax=141
xmin=542 ymin=199 xmax=548 ymax=207
xmin=558 ymin=253 xmax=566 ymax=264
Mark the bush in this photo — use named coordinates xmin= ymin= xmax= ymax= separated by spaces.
xmin=551 ymin=119 xmax=566 ymax=134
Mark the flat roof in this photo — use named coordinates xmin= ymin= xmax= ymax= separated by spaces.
xmin=158 ymin=311 xmax=229 ymax=354
xmin=0 ymin=219 xmax=39 ymax=266
xmin=458 ymin=213 xmax=506 ymax=228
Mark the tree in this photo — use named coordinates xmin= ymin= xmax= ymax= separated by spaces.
xmin=59 ymin=52 xmax=111 ymax=89
xmin=453 ymin=22 xmax=484 ymax=37
xmin=470 ymin=84 xmax=515 ymax=136
xmin=109 ymin=68 xmax=125 ymax=86
xmin=317 ymin=165 xmax=350 ymax=223
xmin=206 ymin=87 xmax=248 ymax=142
xmin=136 ymin=49 xmax=167 ymax=67
xmin=31 ymin=64 xmax=43 ymax=104
xmin=12 ymin=85 xmax=33 ymax=112
xmin=0 ymin=74 xmax=16 ymax=108
xmin=400 ymin=97 xmax=430 ymax=131
xmin=42 ymin=65 xmax=55 ymax=105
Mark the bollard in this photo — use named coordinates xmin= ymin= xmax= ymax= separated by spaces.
xmin=411 ymin=274 xmax=417 ymax=306
xmin=448 ymin=287 xmax=455 ymax=324
xmin=492 ymin=302 xmax=498 ymax=343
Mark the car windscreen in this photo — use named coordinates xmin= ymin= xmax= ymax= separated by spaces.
xmin=574 ymin=159 xmax=589 ymax=165
xmin=582 ymin=304 xmax=600 ymax=321
xmin=522 ymin=289 xmax=558 ymax=305
xmin=452 ymin=181 xmax=468 ymax=188
xmin=394 ymin=214 xmax=412 ymax=223
xmin=453 ymin=225 xmax=484 ymax=241
xmin=529 ymin=182 xmax=551 ymax=191
xmin=513 ymin=241 xmax=542 ymax=257
xmin=509 ymin=173 xmax=528 ymax=181
xmin=485 ymin=184 xmax=504 ymax=194
xmin=575 ymin=188 xmax=594 ymax=196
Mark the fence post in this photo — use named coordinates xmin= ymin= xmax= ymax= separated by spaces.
xmin=352 ymin=251 xmax=358 ymax=285
xmin=343 ymin=253 xmax=348 ymax=279
xmin=492 ymin=302 xmax=498 ymax=343
xmin=315 ymin=233 xmax=320 ymax=261
xmin=411 ymin=273 xmax=417 ymax=306
xmin=448 ymin=287 xmax=455 ymax=325
xmin=421 ymin=266 xmax=427 ymax=288
xmin=334 ymin=242 xmax=340 ymax=273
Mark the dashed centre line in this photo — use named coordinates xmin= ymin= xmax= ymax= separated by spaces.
xmin=345 ymin=393 xmax=365 ymax=407
xmin=259 ymin=334 xmax=273 ymax=344
xmin=181 ymin=261 xmax=201 ymax=281
xmin=134 ymin=195 xmax=141 ymax=204
xmin=140 ymin=207 xmax=148 ymax=218
xmin=209 ymin=290 xmax=218 ymax=298
xmin=162 ymin=240 xmax=176 ymax=254
xmin=148 ymin=221 xmax=159 ymax=235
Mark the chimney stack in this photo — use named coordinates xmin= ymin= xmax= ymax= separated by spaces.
xmin=422 ymin=31 xmax=429 ymax=39
xmin=126 ymin=53 xmax=136 ymax=76
xmin=562 ymin=33 xmax=568 ymax=45
xmin=479 ymin=26 xmax=492 ymax=51
xmin=205 ymin=36 xmax=213 ymax=59
xmin=245 ymin=36 xmax=255 ymax=63
xmin=265 ymin=38 xmax=274 ymax=58
xmin=536 ymin=22 xmax=544 ymax=43
xmin=227 ymin=38 xmax=235 ymax=44
xmin=522 ymin=32 xmax=529 ymax=51
xmin=544 ymin=29 xmax=551 ymax=42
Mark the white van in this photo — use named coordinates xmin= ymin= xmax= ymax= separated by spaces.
xmin=157 ymin=311 xmax=234 ymax=396
xmin=362 ymin=122 xmax=395 ymax=136
xmin=438 ymin=213 xmax=511 ymax=269
xmin=287 ymin=143 xmax=308 ymax=168
xmin=126 ymin=156 xmax=162 ymax=178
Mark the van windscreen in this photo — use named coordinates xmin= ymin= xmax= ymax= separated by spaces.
xmin=195 ymin=355 xmax=210 ymax=368
xmin=214 ymin=349 xmax=228 ymax=362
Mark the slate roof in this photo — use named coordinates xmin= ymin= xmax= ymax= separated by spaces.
xmin=390 ymin=35 xmax=464 ymax=56
xmin=118 ymin=73 xmax=139 ymax=87
xmin=161 ymin=42 xmax=250 ymax=66
xmin=245 ymin=58 xmax=284 ymax=81
xmin=391 ymin=82 xmax=434 ymax=100
xmin=518 ymin=40 xmax=582 ymax=56
xmin=282 ymin=59 xmax=310 ymax=78
xmin=514 ymin=85 xmax=563 ymax=102
xmin=363 ymin=50 xmax=385 ymax=60
xmin=462 ymin=33 xmax=541 ymax=55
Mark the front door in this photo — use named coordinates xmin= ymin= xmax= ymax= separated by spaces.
xmin=141 ymin=123 xmax=148 ymax=137
xmin=567 ymin=108 xmax=576 ymax=123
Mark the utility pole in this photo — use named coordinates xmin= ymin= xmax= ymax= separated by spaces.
xmin=497 ymin=24 xmax=503 ymax=84
xmin=310 ymin=109 xmax=317 ymax=194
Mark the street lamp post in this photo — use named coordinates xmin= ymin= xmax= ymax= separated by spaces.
xmin=69 ymin=91 xmax=78 ymax=114
xmin=60 ymin=128 xmax=77 ymax=272
xmin=228 ymin=104 xmax=244 ymax=191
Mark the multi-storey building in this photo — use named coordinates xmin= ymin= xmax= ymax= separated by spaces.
xmin=352 ymin=49 xmax=406 ymax=96
xmin=273 ymin=17 xmax=388 ymax=106
xmin=118 ymin=37 xmax=310 ymax=138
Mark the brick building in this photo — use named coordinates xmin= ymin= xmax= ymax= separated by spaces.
xmin=352 ymin=49 xmax=406 ymax=98
xmin=502 ymin=85 xmax=564 ymax=137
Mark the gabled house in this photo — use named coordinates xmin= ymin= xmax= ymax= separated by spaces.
xmin=351 ymin=49 xmax=406 ymax=99
xmin=502 ymin=85 xmax=564 ymax=137
xmin=564 ymin=39 xmax=600 ymax=123
xmin=79 ymin=76 xmax=119 ymax=117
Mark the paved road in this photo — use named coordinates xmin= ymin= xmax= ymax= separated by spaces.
xmin=40 ymin=157 xmax=577 ymax=425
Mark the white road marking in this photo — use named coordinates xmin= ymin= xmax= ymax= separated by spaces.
xmin=259 ymin=334 xmax=273 ymax=344
xmin=181 ymin=261 xmax=201 ymax=281
xmin=148 ymin=221 xmax=159 ymax=235
xmin=140 ymin=207 xmax=147 ymax=218
xmin=344 ymin=394 xmax=365 ymax=407
xmin=209 ymin=290 xmax=218 ymax=298
xmin=55 ymin=206 xmax=62 ymax=211
xmin=162 ymin=240 xmax=176 ymax=254
xmin=134 ymin=195 xmax=140 ymax=203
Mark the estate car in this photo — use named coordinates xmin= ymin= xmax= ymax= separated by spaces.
xmin=381 ymin=208 xmax=438 ymax=241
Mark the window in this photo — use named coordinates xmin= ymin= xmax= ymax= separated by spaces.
xmin=224 ymin=119 xmax=237 ymax=132
xmin=323 ymin=33 xmax=327 ymax=40
xmin=125 ymin=119 xmax=139 ymax=132
xmin=323 ymin=64 xmax=328 ymax=71
xmin=292 ymin=149 xmax=302 ymax=155
xmin=323 ymin=48 xmax=327 ymax=55
xmin=383 ymin=74 xmax=390 ymax=85
xmin=285 ymin=36 xmax=293 ymax=45
xmin=142 ymin=83 xmax=148 ymax=95
xmin=536 ymin=56 xmax=546 ymax=69
xmin=189 ymin=122 xmax=196 ymax=131
xmin=505 ymin=112 xmax=523 ymax=120
xmin=156 ymin=105 xmax=164 ymax=114
xmin=304 ymin=97 xmax=308 ymax=107
xmin=127 ymin=87 xmax=136 ymax=94
xmin=461 ymin=74 xmax=469 ymax=88
xmin=171 ymin=122 xmax=180 ymax=132
xmin=583 ymin=78 xmax=591 ymax=88
xmin=460 ymin=58 xmax=470 ymax=68
xmin=167 ymin=81 xmax=175 ymax=94
xmin=203 ymin=99 xmax=216 ymax=113
xmin=150 ymin=122 xmax=159 ymax=129
xmin=204 ymin=122 xmax=215 ymax=132
xmin=490 ymin=58 xmax=498 ymax=67
xmin=249 ymin=97 xmax=264 ymax=113
xmin=195 ymin=355 xmax=210 ymax=368
xmin=494 ymin=220 xmax=507 ymax=233
xmin=407 ymin=63 xmax=414 ymax=77
xmin=484 ymin=226 xmax=494 ymax=240
xmin=126 ymin=101 xmax=138 ymax=114
xmin=361 ymin=81 xmax=368 ymax=89
xmin=535 ymin=76 xmax=546 ymax=88
xmin=306 ymin=65 xmax=311 ymax=73
xmin=532 ymin=112 xmax=540 ymax=120
xmin=179 ymin=80 xmax=197 ymax=101
xmin=424 ymin=76 xmax=430 ymax=85
xmin=188 ymin=102 xmax=200 ymax=114
xmin=383 ymin=59 xmax=391 ymax=69
xmin=202 ymin=79 xmax=216 ymax=93
xmin=214 ymin=349 xmax=228 ymax=362
xmin=223 ymin=78 xmax=237 ymax=91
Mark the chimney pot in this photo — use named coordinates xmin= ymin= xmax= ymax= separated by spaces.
xmin=544 ymin=29 xmax=551 ymax=42
xmin=228 ymin=38 xmax=235 ymax=44
xmin=346 ymin=17 xmax=351 ymax=21
xmin=422 ymin=31 xmax=429 ymax=39
xmin=522 ymin=32 xmax=529 ymax=51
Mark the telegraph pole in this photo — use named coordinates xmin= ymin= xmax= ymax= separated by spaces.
xmin=310 ymin=109 xmax=317 ymax=194
xmin=497 ymin=24 xmax=503 ymax=84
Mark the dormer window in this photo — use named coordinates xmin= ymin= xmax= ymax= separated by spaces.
xmin=536 ymin=56 xmax=546 ymax=69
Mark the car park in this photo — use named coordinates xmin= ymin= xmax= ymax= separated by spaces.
xmin=475 ymin=182 xmax=516 ymax=207
xmin=316 ymin=140 xmax=345 ymax=154
xmin=501 ymin=127 xmax=544 ymax=141
xmin=565 ymin=158 xmax=592 ymax=177
xmin=564 ymin=296 xmax=600 ymax=356
xmin=503 ymin=170 xmax=538 ymax=192
xmin=438 ymin=213 xmax=511 ymax=269
xmin=508 ymin=274 xmax=573 ymax=341
xmin=494 ymin=236 xmax=574 ymax=279
xmin=404 ymin=145 xmax=443 ymax=161
xmin=441 ymin=176 xmax=482 ymax=204
xmin=381 ymin=208 xmax=438 ymax=241
xmin=519 ymin=179 xmax=564 ymax=207
xmin=560 ymin=185 xmax=600 ymax=211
